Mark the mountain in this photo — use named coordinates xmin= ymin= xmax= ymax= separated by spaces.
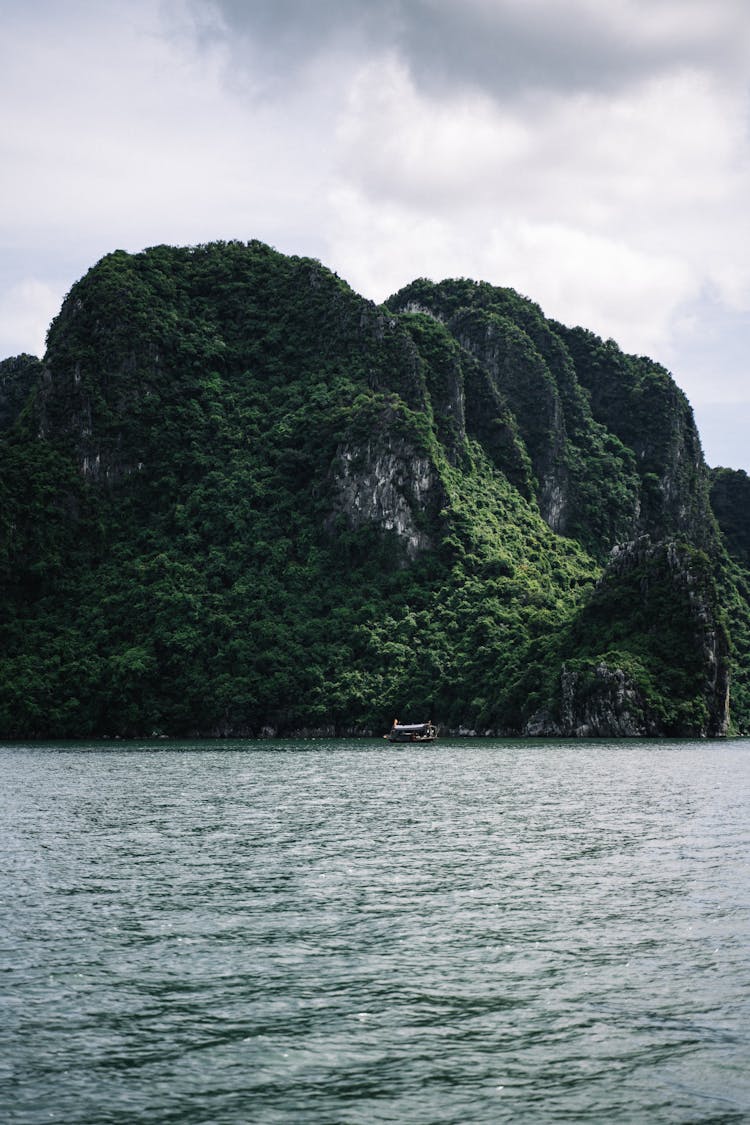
xmin=1 ymin=241 xmax=747 ymax=737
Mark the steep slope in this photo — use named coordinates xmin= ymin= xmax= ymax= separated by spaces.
xmin=709 ymin=468 xmax=750 ymax=729
xmin=388 ymin=279 xmax=717 ymax=555
xmin=388 ymin=279 xmax=731 ymax=736
xmin=0 ymin=242 xmax=738 ymax=736
xmin=711 ymin=468 xmax=750 ymax=568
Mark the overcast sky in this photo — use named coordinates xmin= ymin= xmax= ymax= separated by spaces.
xmin=2 ymin=0 xmax=749 ymax=469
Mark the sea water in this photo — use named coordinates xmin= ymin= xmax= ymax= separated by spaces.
xmin=1 ymin=738 xmax=749 ymax=1124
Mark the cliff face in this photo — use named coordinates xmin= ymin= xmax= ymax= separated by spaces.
xmin=388 ymin=279 xmax=718 ymax=557
xmin=387 ymin=279 xmax=730 ymax=737
xmin=329 ymin=432 xmax=442 ymax=561
xmin=710 ymin=468 xmax=750 ymax=568
xmin=556 ymin=325 xmax=716 ymax=550
xmin=0 ymin=242 xmax=741 ymax=737
xmin=527 ymin=538 xmax=731 ymax=737
xmin=708 ymin=468 xmax=750 ymax=730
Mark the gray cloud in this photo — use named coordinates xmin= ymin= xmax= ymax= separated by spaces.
xmin=201 ymin=0 xmax=749 ymax=101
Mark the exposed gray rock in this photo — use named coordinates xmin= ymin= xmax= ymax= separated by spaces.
xmin=329 ymin=433 xmax=440 ymax=560
xmin=526 ymin=535 xmax=731 ymax=737
xmin=559 ymin=661 xmax=658 ymax=737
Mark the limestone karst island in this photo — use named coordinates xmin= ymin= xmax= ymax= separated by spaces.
xmin=1 ymin=240 xmax=749 ymax=738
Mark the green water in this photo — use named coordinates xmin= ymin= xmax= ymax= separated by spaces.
xmin=1 ymin=738 xmax=749 ymax=1123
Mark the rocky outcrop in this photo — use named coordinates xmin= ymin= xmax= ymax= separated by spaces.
xmin=557 ymin=325 xmax=717 ymax=551
xmin=525 ymin=663 xmax=655 ymax=737
xmin=388 ymin=279 xmax=643 ymax=555
xmin=453 ymin=311 xmax=571 ymax=531
xmin=561 ymin=662 xmax=654 ymax=736
xmin=710 ymin=467 xmax=750 ymax=568
xmin=606 ymin=539 xmax=730 ymax=725
xmin=328 ymin=430 xmax=442 ymax=560
xmin=391 ymin=289 xmax=573 ymax=530
xmin=526 ymin=535 xmax=731 ymax=737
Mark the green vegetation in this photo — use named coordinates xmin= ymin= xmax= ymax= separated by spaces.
xmin=0 ymin=242 xmax=746 ymax=736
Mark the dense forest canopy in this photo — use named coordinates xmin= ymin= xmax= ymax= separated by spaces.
xmin=1 ymin=240 xmax=748 ymax=737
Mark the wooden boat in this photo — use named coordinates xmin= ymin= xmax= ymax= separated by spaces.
xmin=385 ymin=720 xmax=438 ymax=743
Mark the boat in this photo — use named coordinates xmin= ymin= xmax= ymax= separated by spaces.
xmin=385 ymin=719 xmax=438 ymax=743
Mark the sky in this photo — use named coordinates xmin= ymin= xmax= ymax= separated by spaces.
xmin=2 ymin=0 xmax=749 ymax=470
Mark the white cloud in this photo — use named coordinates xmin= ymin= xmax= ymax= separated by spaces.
xmin=0 ymin=1 xmax=338 ymax=265
xmin=325 ymin=52 xmax=750 ymax=359
xmin=0 ymin=280 xmax=62 ymax=359
xmin=326 ymin=189 xmax=693 ymax=356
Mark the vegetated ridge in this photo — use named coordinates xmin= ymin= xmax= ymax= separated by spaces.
xmin=1 ymin=241 xmax=748 ymax=738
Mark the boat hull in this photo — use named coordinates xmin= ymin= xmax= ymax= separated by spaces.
xmin=385 ymin=721 xmax=438 ymax=743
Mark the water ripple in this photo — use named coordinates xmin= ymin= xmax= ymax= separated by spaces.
xmin=1 ymin=738 xmax=749 ymax=1123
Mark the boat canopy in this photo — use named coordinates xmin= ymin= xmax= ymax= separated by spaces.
xmin=386 ymin=720 xmax=438 ymax=741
